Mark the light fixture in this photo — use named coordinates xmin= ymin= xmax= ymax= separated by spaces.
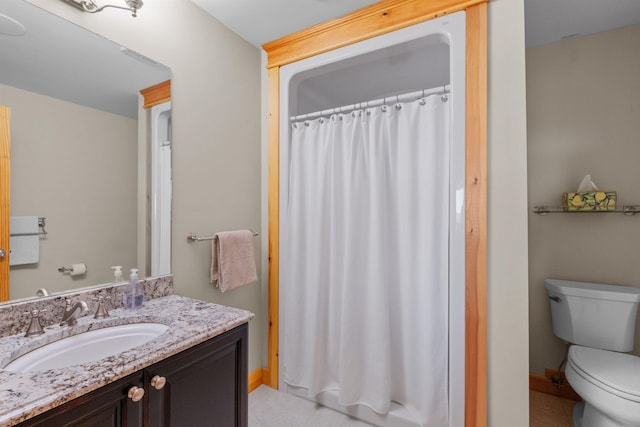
xmin=60 ymin=0 xmax=143 ymax=17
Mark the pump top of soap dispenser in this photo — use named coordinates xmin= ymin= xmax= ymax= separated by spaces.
xmin=111 ymin=266 xmax=123 ymax=283
xmin=130 ymin=268 xmax=138 ymax=280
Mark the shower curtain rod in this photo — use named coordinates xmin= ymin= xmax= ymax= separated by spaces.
xmin=290 ymin=84 xmax=450 ymax=122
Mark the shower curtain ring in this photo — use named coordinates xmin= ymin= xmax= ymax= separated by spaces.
xmin=420 ymin=89 xmax=427 ymax=105
xmin=441 ymin=85 xmax=449 ymax=102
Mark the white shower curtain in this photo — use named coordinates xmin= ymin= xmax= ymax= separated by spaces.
xmin=283 ymin=94 xmax=450 ymax=427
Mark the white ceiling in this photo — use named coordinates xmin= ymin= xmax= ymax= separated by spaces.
xmin=190 ymin=0 xmax=380 ymax=48
xmin=192 ymin=0 xmax=640 ymax=48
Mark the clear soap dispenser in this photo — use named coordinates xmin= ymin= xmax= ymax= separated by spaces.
xmin=111 ymin=266 xmax=124 ymax=283
xmin=123 ymin=268 xmax=144 ymax=309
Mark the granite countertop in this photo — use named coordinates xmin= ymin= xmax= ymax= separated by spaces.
xmin=0 ymin=294 xmax=253 ymax=426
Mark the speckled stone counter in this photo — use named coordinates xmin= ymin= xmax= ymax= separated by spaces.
xmin=0 ymin=277 xmax=254 ymax=426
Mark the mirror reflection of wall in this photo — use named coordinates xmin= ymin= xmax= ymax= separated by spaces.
xmin=5 ymin=83 xmax=139 ymax=299
xmin=0 ymin=0 xmax=171 ymax=300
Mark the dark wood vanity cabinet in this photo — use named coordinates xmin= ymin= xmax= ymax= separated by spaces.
xmin=16 ymin=372 xmax=144 ymax=427
xmin=145 ymin=323 xmax=248 ymax=427
xmin=17 ymin=323 xmax=248 ymax=427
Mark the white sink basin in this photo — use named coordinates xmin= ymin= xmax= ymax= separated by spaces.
xmin=4 ymin=323 xmax=169 ymax=372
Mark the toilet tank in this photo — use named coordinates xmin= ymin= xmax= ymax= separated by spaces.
xmin=545 ymin=279 xmax=640 ymax=352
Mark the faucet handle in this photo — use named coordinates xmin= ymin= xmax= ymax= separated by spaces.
xmin=23 ymin=309 xmax=47 ymax=337
xmin=91 ymin=295 xmax=111 ymax=319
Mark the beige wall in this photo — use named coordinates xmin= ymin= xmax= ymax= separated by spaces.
xmin=22 ymin=0 xmax=533 ymax=423
xmin=25 ymin=0 xmax=264 ymax=372
xmin=527 ymin=25 xmax=640 ymax=375
xmin=4 ymin=83 xmax=138 ymax=299
xmin=487 ymin=0 xmax=530 ymax=424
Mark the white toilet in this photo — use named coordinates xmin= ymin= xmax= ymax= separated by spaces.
xmin=545 ymin=279 xmax=640 ymax=427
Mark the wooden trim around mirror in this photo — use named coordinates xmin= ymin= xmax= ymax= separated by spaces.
xmin=140 ymin=80 xmax=171 ymax=108
xmin=264 ymin=0 xmax=487 ymax=425
xmin=0 ymin=106 xmax=11 ymax=302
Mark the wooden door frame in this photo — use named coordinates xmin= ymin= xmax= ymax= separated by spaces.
xmin=263 ymin=0 xmax=487 ymax=425
xmin=0 ymin=106 xmax=10 ymax=301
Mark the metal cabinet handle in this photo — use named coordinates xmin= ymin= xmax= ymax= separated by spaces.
xmin=0 ymin=248 xmax=5 ymax=258
xmin=128 ymin=386 xmax=145 ymax=402
xmin=151 ymin=375 xmax=167 ymax=390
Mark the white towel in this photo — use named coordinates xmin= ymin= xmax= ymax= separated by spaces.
xmin=10 ymin=216 xmax=40 ymax=266
xmin=210 ymin=230 xmax=258 ymax=292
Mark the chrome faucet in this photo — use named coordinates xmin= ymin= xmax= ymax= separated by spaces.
xmin=60 ymin=299 xmax=89 ymax=326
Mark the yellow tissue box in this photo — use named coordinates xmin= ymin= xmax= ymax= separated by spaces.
xmin=563 ymin=191 xmax=617 ymax=211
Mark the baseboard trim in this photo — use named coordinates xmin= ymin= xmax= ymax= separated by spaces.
xmin=530 ymin=370 xmax=581 ymax=401
xmin=255 ymin=368 xmax=579 ymax=403
xmin=249 ymin=367 xmax=269 ymax=393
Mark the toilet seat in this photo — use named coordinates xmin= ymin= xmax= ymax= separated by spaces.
xmin=568 ymin=345 xmax=640 ymax=403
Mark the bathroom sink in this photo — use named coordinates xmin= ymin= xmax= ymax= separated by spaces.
xmin=4 ymin=323 xmax=169 ymax=372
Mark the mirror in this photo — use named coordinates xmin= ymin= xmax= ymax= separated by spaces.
xmin=0 ymin=0 xmax=172 ymax=300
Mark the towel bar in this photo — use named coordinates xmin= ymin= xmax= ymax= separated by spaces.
xmin=186 ymin=230 xmax=259 ymax=243
xmin=9 ymin=217 xmax=48 ymax=237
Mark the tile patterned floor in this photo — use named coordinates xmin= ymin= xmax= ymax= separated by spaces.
xmin=249 ymin=385 xmax=374 ymax=427
xmin=250 ymin=386 xmax=577 ymax=426
xmin=530 ymin=390 xmax=576 ymax=427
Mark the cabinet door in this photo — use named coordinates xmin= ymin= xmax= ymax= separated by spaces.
xmin=18 ymin=372 xmax=144 ymax=427
xmin=146 ymin=324 xmax=248 ymax=427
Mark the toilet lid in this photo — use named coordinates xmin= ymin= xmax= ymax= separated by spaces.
xmin=569 ymin=346 xmax=640 ymax=402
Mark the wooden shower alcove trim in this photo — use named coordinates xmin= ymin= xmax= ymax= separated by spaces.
xmin=263 ymin=0 xmax=488 ymax=425
xmin=140 ymin=80 xmax=171 ymax=108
